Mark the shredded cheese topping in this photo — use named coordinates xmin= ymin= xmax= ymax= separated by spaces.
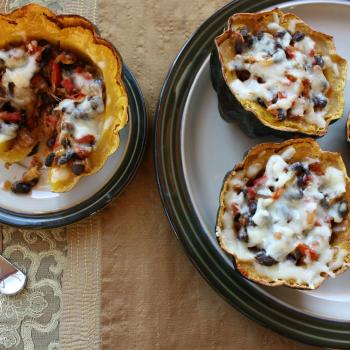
xmin=226 ymin=15 xmax=337 ymax=128
xmin=217 ymin=146 xmax=349 ymax=288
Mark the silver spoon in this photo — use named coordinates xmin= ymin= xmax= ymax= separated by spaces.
xmin=0 ymin=255 xmax=26 ymax=295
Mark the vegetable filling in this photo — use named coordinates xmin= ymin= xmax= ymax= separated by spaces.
xmin=227 ymin=15 xmax=338 ymax=128
xmin=218 ymin=146 xmax=349 ymax=287
xmin=0 ymin=40 xmax=105 ymax=193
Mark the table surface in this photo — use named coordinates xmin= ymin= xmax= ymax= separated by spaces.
xmin=98 ymin=1 xmax=317 ymax=348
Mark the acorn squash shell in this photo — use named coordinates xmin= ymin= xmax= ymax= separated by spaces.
xmin=212 ymin=9 xmax=347 ymax=138
xmin=0 ymin=4 xmax=128 ymax=192
xmin=216 ymin=138 xmax=350 ymax=290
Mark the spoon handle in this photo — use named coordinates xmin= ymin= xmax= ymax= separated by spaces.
xmin=0 ymin=255 xmax=26 ymax=295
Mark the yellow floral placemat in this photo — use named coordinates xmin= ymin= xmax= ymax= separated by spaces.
xmin=0 ymin=1 xmax=101 ymax=349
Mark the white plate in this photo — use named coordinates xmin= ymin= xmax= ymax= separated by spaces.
xmin=0 ymin=126 xmax=129 ymax=214
xmin=181 ymin=0 xmax=350 ymax=321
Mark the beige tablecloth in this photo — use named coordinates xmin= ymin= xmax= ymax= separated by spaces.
xmin=98 ymin=1 xmax=316 ymax=349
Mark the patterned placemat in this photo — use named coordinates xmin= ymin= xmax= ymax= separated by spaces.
xmin=0 ymin=1 xmax=100 ymax=349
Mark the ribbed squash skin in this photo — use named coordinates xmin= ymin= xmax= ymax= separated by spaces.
xmin=211 ymin=9 xmax=347 ymax=138
xmin=0 ymin=4 xmax=128 ymax=192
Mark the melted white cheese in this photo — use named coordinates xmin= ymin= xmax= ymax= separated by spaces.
xmin=56 ymin=95 xmax=104 ymax=141
xmin=227 ymin=27 xmax=335 ymax=128
xmin=0 ymin=120 xmax=18 ymax=142
xmin=0 ymin=48 xmax=38 ymax=108
xmin=217 ymin=147 xmax=348 ymax=287
xmin=72 ymin=73 xmax=103 ymax=97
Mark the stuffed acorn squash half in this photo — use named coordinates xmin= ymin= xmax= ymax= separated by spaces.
xmin=211 ymin=9 xmax=347 ymax=138
xmin=0 ymin=4 xmax=128 ymax=193
xmin=216 ymin=139 xmax=350 ymax=289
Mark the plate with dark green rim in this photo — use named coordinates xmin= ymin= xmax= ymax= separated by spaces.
xmin=0 ymin=65 xmax=147 ymax=228
xmin=154 ymin=0 xmax=350 ymax=347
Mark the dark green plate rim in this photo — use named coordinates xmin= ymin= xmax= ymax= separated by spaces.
xmin=154 ymin=0 xmax=350 ymax=347
xmin=0 ymin=65 xmax=147 ymax=229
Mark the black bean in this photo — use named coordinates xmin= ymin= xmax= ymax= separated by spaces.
xmin=288 ymin=188 xmax=303 ymax=200
xmin=275 ymin=42 xmax=283 ymax=50
xmin=27 ymin=142 xmax=39 ymax=157
xmin=274 ymin=31 xmax=286 ymax=39
xmin=277 ymin=108 xmax=287 ymax=121
xmin=57 ymin=151 xmax=75 ymax=165
xmin=338 ymin=199 xmax=349 ymax=218
xmin=11 ymin=181 xmax=32 ymax=194
xmin=235 ymin=38 xmax=244 ymax=54
xmin=236 ymin=69 xmax=250 ymax=81
xmin=90 ymin=100 xmax=99 ymax=111
xmin=2 ymin=102 xmax=15 ymax=112
xmin=320 ymin=195 xmax=330 ymax=209
xmin=256 ymin=97 xmax=266 ymax=107
xmin=256 ymin=31 xmax=264 ymax=41
xmin=71 ymin=161 xmax=85 ymax=176
xmin=245 ymin=34 xmax=254 ymax=48
xmin=239 ymin=27 xmax=249 ymax=37
xmin=45 ymin=152 xmax=56 ymax=167
xmin=8 ymin=82 xmax=15 ymax=96
xmin=238 ymin=214 xmax=249 ymax=227
xmin=287 ymin=249 xmax=302 ymax=264
xmin=312 ymin=95 xmax=328 ymax=109
xmin=40 ymin=46 xmax=53 ymax=68
xmin=29 ymin=178 xmax=39 ymax=187
xmin=314 ymin=55 xmax=324 ymax=67
xmin=292 ymin=162 xmax=309 ymax=176
xmin=292 ymin=31 xmax=305 ymax=42
xmin=38 ymin=39 xmax=49 ymax=47
xmin=248 ymin=201 xmax=257 ymax=215
xmin=61 ymin=122 xmax=74 ymax=132
xmin=237 ymin=227 xmax=249 ymax=242
xmin=271 ymin=95 xmax=278 ymax=104
xmin=47 ymin=129 xmax=58 ymax=149
xmin=239 ymin=27 xmax=254 ymax=47
xmin=39 ymin=92 xmax=55 ymax=106
xmin=255 ymin=250 xmax=278 ymax=266
xmin=61 ymin=137 xmax=71 ymax=149
xmin=297 ymin=175 xmax=305 ymax=189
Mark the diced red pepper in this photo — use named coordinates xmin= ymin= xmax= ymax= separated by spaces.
xmin=286 ymin=74 xmax=297 ymax=82
xmin=314 ymin=219 xmax=322 ymax=227
xmin=0 ymin=112 xmax=22 ymax=123
xmin=285 ymin=46 xmax=295 ymax=59
xmin=75 ymin=147 xmax=91 ymax=159
xmin=52 ymin=63 xmax=61 ymax=89
xmin=277 ymin=91 xmax=287 ymax=99
xmin=247 ymin=187 xmax=256 ymax=199
xmin=75 ymin=134 xmax=95 ymax=144
xmin=297 ymin=243 xmax=319 ymax=261
xmin=253 ymin=175 xmax=267 ymax=187
xmin=31 ymin=74 xmax=45 ymax=89
xmin=308 ymin=49 xmax=315 ymax=57
xmin=75 ymin=66 xmax=84 ymax=74
xmin=308 ymin=162 xmax=324 ymax=175
xmin=45 ymin=115 xmax=59 ymax=128
xmin=272 ymin=187 xmax=283 ymax=200
xmin=70 ymin=92 xmax=86 ymax=101
xmin=302 ymin=174 xmax=312 ymax=187
xmin=61 ymin=78 xmax=75 ymax=94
